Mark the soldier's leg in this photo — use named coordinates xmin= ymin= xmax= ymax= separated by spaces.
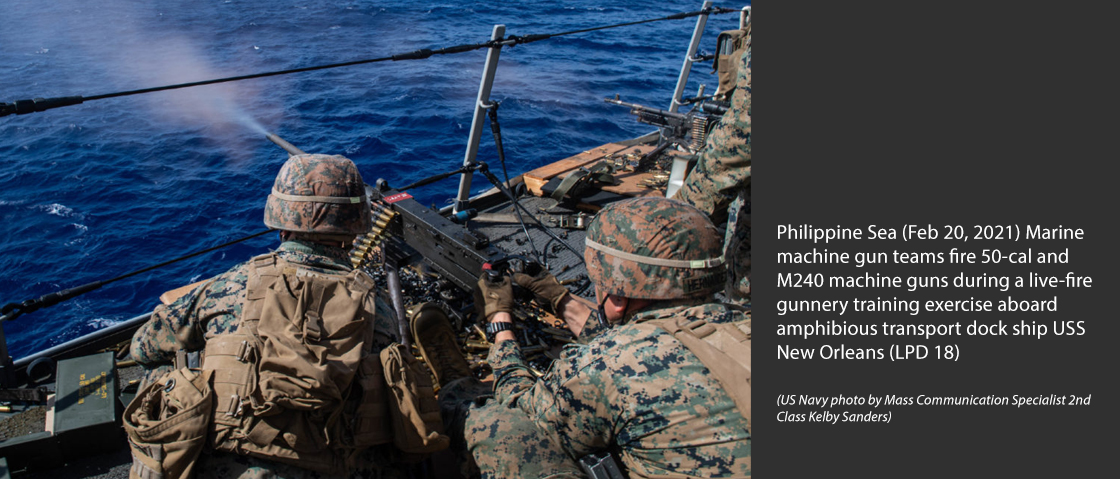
xmin=464 ymin=401 xmax=584 ymax=479
xmin=438 ymin=376 xmax=492 ymax=478
xmin=411 ymin=302 xmax=494 ymax=478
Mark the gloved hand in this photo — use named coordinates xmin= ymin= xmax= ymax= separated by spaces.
xmin=474 ymin=275 xmax=515 ymax=322
xmin=513 ymin=271 xmax=570 ymax=314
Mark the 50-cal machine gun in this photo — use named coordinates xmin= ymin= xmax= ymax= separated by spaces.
xmin=604 ymin=95 xmax=726 ymax=152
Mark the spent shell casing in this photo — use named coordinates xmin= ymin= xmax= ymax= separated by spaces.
xmin=465 ymin=341 xmax=491 ymax=350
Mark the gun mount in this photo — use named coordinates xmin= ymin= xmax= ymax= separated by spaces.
xmin=368 ymin=187 xmax=507 ymax=294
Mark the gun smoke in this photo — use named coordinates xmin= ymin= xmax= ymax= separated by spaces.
xmin=7 ymin=1 xmax=281 ymax=162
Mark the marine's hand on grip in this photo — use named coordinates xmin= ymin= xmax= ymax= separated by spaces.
xmin=512 ymin=271 xmax=570 ymax=315
xmin=474 ymin=274 xmax=515 ymax=322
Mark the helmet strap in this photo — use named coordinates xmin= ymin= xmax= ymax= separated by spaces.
xmin=596 ymin=293 xmax=612 ymax=329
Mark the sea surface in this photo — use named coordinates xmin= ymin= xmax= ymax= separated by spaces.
xmin=0 ymin=0 xmax=745 ymax=360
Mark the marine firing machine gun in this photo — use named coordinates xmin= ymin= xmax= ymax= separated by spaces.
xmin=604 ymin=93 xmax=726 ymax=153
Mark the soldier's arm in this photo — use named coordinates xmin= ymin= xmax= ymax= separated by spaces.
xmin=488 ymin=337 xmax=538 ymax=402
xmin=555 ymin=294 xmax=595 ymax=338
xmin=128 ymin=271 xmax=231 ymax=365
xmin=490 ymin=334 xmax=618 ymax=458
xmin=130 ymin=290 xmax=208 ymax=365
xmin=674 ymin=46 xmax=752 ymax=223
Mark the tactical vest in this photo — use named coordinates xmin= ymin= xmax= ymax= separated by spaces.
xmin=203 ymin=253 xmax=391 ymax=474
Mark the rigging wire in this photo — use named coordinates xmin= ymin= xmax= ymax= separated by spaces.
xmin=483 ymin=101 xmax=541 ymax=262
xmin=0 ymin=7 xmax=736 ymax=117
xmin=0 ymin=229 xmax=274 ymax=323
xmin=471 ymin=162 xmax=587 ymax=267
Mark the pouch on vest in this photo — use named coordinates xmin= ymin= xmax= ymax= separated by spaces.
xmin=381 ymin=343 xmax=450 ymax=454
xmin=205 ymin=332 xmax=260 ymax=450
xmin=254 ymin=266 xmax=370 ymax=414
xmin=123 ymin=368 xmax=214 ymax=479
xmin=203 ymin=254 xmax=387 ymax=474
xmin=713 ymin=29 xmax=749 ymax=100
xmin=350 ymin=349 xmax=393 ymax=447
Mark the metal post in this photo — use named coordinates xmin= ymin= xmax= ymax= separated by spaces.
xmin=668 ymin=1 xmax=713 ymax=113
xmin=455 ymin=25 xmax=506 ymax=213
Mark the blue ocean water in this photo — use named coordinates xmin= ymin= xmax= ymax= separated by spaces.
xmin=0 ymin=0 xmax=744 ymax=360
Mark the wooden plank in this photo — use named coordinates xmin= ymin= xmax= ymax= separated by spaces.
xmin=523 ymin=142 xmax=633 ymax=196
xmin=524 ymin=140 xmax=689 ymax=200
xmin=599 ymin=148 xmax=688 ymax=198
xmin=601 ymin=170 xmax=668 ymax=198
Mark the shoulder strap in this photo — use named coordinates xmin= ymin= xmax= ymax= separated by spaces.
xmin=652 ymin=315 xmax=751 ymax=434
xmin=239 ymin=253 xmax=285 ymax=336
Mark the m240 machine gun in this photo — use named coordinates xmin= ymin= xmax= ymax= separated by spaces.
xmin=604 ymin=95 xmax=726 ymax=153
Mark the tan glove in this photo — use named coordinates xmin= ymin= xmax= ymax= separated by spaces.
xmin=474 ymin=275 xmax=515 ymax=321
xmin=513 ymin=272 xmax=570 ymax=314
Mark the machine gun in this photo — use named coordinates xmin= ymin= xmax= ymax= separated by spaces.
xmin=604 ymin=96 xmax=724 ymax=152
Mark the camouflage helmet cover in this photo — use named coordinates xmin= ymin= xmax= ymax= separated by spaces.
xmin=584 ymin=197 xmax=726 ymax=300
xmin=263 ymin=154 xmax=372 ymax=235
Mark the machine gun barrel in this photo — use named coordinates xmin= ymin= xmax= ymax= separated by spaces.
xmin=603 ymin=97 xmax=688 ymax=128
xmin=266 ymin=132 xmax=307 ymax=156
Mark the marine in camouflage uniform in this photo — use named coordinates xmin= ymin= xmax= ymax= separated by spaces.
xmin=130 ymin=154 xmax=405 ymax=479
xmin=417 ymin=197 xmax=750 ymax=478
xmin=674 ymin=34 xmax=751 ymax=304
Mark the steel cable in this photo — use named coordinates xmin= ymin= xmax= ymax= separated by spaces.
xmin=1 ymin=8 xmax=735 ymax=117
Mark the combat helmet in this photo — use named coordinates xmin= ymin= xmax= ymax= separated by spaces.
xmin=584 ymin=197 xmax=726 ymax=300
xmin=263 ymin=154 xmax=372 ymax=235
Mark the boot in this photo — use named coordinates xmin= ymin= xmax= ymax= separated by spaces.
xmin=410 ymin=302 xmax=473 ymax=387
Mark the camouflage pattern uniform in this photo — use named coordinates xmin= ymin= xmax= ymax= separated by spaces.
xmin=131 ymin=154 xmax=401 ymax=479
xmin=473 ymin=303 xmax=750 ymax=478
xmin=674 ymin=39 xmax=751 ymax=304
xmin=130 ymin=240 xmax=403 ymax=479
xmin=438 ymin=376 xmax=584 ymax=479
xmin=463 ymin=198 xmax=751 ymax=478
